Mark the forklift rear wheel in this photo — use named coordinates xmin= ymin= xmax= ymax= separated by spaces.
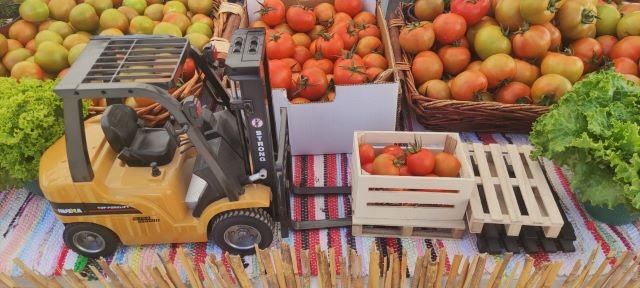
xmin=210 ymin=209 xmax=274 ymax=255
xmin=63 ymin=223 xmax=120 ymax=258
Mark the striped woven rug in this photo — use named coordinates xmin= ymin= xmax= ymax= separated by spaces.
xmin=1 ymin=133 xmax=639 ymax=284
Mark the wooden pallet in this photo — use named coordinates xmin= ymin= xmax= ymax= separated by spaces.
xmin=352 ymin=222 xmax=466 ymax=240
xmin=465 ymin=143 xmax=564 ymax=238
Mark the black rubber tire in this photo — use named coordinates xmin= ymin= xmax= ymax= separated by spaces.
xmin=209 ymin=208 xmax=274 ymax=255
xmin=63 ymin=223 xmax=120 ymax=259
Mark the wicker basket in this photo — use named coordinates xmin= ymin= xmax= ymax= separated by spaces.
xmin=392 ymin=4 xmax=549 ymax=133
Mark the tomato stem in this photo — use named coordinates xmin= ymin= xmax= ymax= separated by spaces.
xmin=581 ymin=9 xmax=598 ymax=24
xmin=537 ymin=95 xmax=555 ymax=106
xmin=547 ymin=0 xmax=558 ymax=13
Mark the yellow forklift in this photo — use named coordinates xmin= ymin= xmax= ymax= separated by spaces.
xmin=39 ymin=29 xmax=295 ymax=257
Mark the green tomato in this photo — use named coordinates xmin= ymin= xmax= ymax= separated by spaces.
xmin=474 ymin=25 xmax=511 ymax=59
xmin=596 ymin=4 xmax=621 ymax=36
xmin=617 ymin=11 xmax=640 ymax=39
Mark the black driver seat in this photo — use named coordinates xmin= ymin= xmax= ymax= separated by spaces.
xmin=101 ymin=104 xmax=177 ymax=167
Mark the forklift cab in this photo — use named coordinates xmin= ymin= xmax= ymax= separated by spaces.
xmin=39 ymin=32 xmax=291 ymax=258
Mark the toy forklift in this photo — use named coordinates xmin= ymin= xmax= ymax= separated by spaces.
xmin=39 ymin=29 xmax=294 ymax=258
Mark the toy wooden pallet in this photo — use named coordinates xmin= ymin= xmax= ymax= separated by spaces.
xmin=352 ymin=218 xmax=466 ymax=240
xmin=465 ymin=143 xmax=565 ymax=238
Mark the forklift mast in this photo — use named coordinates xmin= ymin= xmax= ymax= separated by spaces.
xmin=212 ymin=28 xmax=291 ymax=232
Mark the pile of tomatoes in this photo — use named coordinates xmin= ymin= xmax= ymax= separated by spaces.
xmin=401 ymin=0 xmax=640 ymax=106
xmin=358 ymin=142 xmax=462 ymax=177
xmin=252 ymin=0 xmax=389 ymax=104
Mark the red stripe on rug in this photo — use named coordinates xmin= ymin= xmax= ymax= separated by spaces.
xmin=54 ymin=246 xmax=69 ymax=276
xmin=169 ymin=244 xmax=178 ymax=263
xmin=306 ymin=156 xmax=320 ymax=275
xmin=194 ymin=242 xmax=207 ymax=281
xmin=608 ymin=225 xmax=633 ymax=252
xmin=554 ymin=165 xmax=612 ymax=262
xmin=477 ymin=133 xmax=498 ymax=144
xmin=221 ymin=252 xmax=236 ymax=285
xmin=435 ymin=240 xmax=451 ymax=272
xmin=293 ymin=156 xmax=304 ymax=274
xmin=326 ymin=155 xmax=343 ymax=273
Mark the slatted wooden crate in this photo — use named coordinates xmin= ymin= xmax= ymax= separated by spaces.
xmin=465 ymin=143 xmax=564 ymax=238
xmin=351 ymin=131 xmax=475 ymax=239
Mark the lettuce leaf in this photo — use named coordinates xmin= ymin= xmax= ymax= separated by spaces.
xmin=530 ymin=70 xmax=640 ymax=213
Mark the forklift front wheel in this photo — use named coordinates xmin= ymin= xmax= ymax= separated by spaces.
xmin=63 ymin=223 xmax=120 ymax=258
xmin=210 ymin=209 xmax=274 ymax=255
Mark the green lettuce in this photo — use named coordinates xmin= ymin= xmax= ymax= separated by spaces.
xmin=530 ymin=70 xmax=640 ymax=213
xmin=0 ymin=78 xmax=65 ymax=188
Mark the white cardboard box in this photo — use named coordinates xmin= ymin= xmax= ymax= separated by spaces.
xmin=246 ymin=0 xmax=400 ymax=155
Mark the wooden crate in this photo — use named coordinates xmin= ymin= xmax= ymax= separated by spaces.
xmin=351 ymin=131 xmax=475 ymax=239
xmin=465 ymin=143 xmax=564 ymax=238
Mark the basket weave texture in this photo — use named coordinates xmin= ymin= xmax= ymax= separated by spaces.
xmin=392 ymin=4 xmax=550 ymax=133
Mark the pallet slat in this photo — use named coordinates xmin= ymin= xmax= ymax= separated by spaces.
xmin=466 ymin=143 xmax=564 ymax=238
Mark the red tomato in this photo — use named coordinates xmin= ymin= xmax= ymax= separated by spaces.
xmin=268 ymin=60 xmax=292 ymax=89
xmin=597 ymin=35 xmax=618 ymax=58
xmin=292 ymin=67 xmax=329 ymax=101
xmin=274 ymin=23 xmax=294 ymax=35
xmin=334 ymin=59 xmax=368 ymax=85
xmin=613 ymin=57 xmax=639 ymax=76
xmin=281 ymin=58 xmax=301 ymax=73
xmin=531 ymin=74 xmax=573 ymax=105
xmin=335 ymin=0 xmax=362 ymax=17
xmin=286 ymin=6 xmax=316 ymax=33
xmin=382 ymin=145 xmax=405 ymax=158
xmin=366 ymin=67 xmax=384 ymax=81
xmin=406 ymin=147 xmax=435 ymax=176
xmin=611 ymin=36 xmax=640 ymax=62
xmin=358 ymin=143 xmax=376 ymax=164
xmin=495 ymin=82 xmax=532 ymax=104
xmin=511 ymin=25 xmax=551 ymax=60
xmin=372 ymin=154 xmax=400 ymax=176
xmin=317 ymin=33 xmax=345 ymax=60
xmin=433 ymin=13 xmax=467 ymax=44
xmin=479 ymin=53 xmax=517 ymax=89
xmin=355 ymin=36 xmax=383 ymax=57
xmin=450 ymin=70 xmax=489 ymax=101
xmin=303 ymin=58 xmax=334 ymax=74
xmin=362 ymin=162 xmax=374 ymax=174
xmin=357 ymin=23 xmax=381 ymax=38
xmin=450 ymin=0 xmax=491 ymax=26
xmin=329 ymin=21 xmax=360 ymax=49
xmin=353 ymin=11 xmax=376 ymax=25
xmin=570 ymin=37 xmax=603 ymax=72
xmin=332 ymin=12 xmax=353 ymax=25
xmin=314 ymin=2 xmax=336 ymax=26
xmin=513 ymin=59 xmax=540 ymax=86
xmin=542 ymin=22 xmax=562 ymax=51
xmin=337 ymin=50 xmax=364 ymax=65
xmin=438 ymin=45 xmax=471 ymax=76
xmin=399 ymin=21 xmax=436 ymax=55
xmin=363 ymin=53 xmax=388 ymax=70
xmin=412 ymin=51 xmax=443 ymax=85
xmin=292 ymin=46 xmax=311 ymax=67
xmin=292 ymin=33 xmax=312 ymax=48
xmin=399 ymin=165 xmax=411 ymax=176
xmin=266 ymin=32 xmax=295 ymax=59
xmin=181 ymin=57 xmax=196 ymax=81
xmin=257 ymin=0 xmax=285 ymax=27
xmin=433 ymin=152 xmax=461 ymax=177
